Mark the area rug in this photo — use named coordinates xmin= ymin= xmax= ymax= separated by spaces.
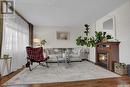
xmin=4 ymin=61 xmax=120 ymax=85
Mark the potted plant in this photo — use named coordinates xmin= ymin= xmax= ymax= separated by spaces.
xmin=95 ymin=31 xmax=113 ymax=43
xmin=76 ymin=24 xmax=113 ymax=47
xmin=40 ymin=39 xmax=47 ymax=46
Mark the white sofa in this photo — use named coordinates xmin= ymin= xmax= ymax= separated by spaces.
xmin=44 ymin=48 xmax=89 ymax=62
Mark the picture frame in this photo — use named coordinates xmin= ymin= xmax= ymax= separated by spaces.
xmin=56 ymin=32 xmax=69 ymax=40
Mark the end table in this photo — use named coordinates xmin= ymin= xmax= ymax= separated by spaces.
xmin=0 ymin=57 xmax=12 ymax=76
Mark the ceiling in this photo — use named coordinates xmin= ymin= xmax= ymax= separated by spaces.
xmin=15 ymin=0 xmax=128 ymax=27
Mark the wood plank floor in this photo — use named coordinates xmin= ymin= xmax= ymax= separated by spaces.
xmin=0 ymin=67 xmax=24 ymax=85
xmin=1 ymin=64 xmax=130 ymax=87
xmin=1 ymin=77 xmax=130 ymax=87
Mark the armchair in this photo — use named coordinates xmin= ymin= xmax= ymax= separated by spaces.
xmin=26 ymin=47 xmax=49 ymax=71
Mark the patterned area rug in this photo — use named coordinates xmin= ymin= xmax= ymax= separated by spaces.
xmin=4 ymin=61 xmax=120 ymax=85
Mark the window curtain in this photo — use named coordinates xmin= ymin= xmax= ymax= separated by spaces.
xmin=1 ymin=14 xmax=29 ymax=76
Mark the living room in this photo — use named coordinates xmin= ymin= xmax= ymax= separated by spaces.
xmin=0 ymin=0 xmax=130 ymax=87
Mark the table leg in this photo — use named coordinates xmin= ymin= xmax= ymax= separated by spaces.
xmin=1 ymin=60 xmax=5 ymax=75
xmin=10 ymin=59 xmax=12 ymax=72
xmin=57 ymin=56 xmax=59 ymax=66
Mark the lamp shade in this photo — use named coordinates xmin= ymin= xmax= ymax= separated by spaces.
xmin=33 ymin=38 xmax=40 ymax=44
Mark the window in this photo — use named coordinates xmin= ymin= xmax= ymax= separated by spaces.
xmin=2 ymin=14 xmax=29 ymax=72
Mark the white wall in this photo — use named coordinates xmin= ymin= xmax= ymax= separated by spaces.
xmin=95 ymin=1 xmax=130 ymax=64
xmin=34 ymin=26 xmax=85 ymax=48
xmin=34 ymin=1 xmax=130 ymax=64
xmin=88 ymin=24 xmax=96 ymax=63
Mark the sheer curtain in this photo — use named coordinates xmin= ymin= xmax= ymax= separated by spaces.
xmin=1 ymin=14 xmax=29 ymax=76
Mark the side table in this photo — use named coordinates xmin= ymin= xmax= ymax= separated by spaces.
xmin=0 ymin=57 xmax=12 ymax=76
xmin=56 ymin=54 xmax=63 ymax=66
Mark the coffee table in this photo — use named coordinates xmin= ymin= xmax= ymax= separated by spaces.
xmin=56 ymin=53 xmax=71 ymax=66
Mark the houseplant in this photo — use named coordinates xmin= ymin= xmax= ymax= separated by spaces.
xmin=40 ymin=39 xmax=47 ymax=46
xmin=76 ymin=24 xmax=113 ymax=47
xmin=95 ymin=31 xmax=113 ymax=43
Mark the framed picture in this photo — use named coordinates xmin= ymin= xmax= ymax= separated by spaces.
xmin=56 ymin=32 xmax=69 ymax=40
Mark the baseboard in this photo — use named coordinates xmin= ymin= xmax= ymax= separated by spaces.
xmin=86 ymin=59 xmax=96 ymax=64
xmin=47 ymin=60 xmax=82 ymax=63
xmin=47 ymin=60 xmax=96 ymax=64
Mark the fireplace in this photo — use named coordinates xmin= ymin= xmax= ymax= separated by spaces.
xmin=97 ymin=53 xmax=108 ymax=68
xmin=96 ymin=42 xmax=120 ymax=71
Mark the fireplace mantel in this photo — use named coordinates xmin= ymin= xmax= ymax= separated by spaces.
xmin=96 ymin=42 xmax=120 ymax=71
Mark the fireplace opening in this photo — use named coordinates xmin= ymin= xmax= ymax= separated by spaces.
xmin=97 ymin=53 xmax=108 ymax=68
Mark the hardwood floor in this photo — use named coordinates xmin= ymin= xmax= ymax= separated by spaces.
xmin=0 ymin=67 xmax=24 ymax=86
xmin=1 ymin=77 xmax=130 ymax=87
xmin=1 ymin=65 xmax=130 ymax=87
